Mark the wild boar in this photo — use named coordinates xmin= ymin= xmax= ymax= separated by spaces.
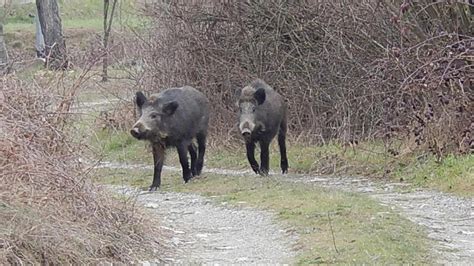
xmin=130 ymin=86 xmax=209 ymax=191
xmin=237 ymin=79 xmax=288 ymax=175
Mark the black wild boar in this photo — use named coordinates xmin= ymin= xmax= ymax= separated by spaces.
xmin=237 ymin=79 xmax=288 ymax=175
xmin=130 ymin=86 xmax=209 ymax=191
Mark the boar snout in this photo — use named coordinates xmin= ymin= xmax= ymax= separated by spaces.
xmin=239 ymin=121 xmax=254 ymax=140
xmin=130 ymin=127 xmax=141 ymax=139
xmin=239 ymin=121 xmax=255 ymax=135
xmin=242 ymin=130 xmax=251 ymax=140
xmin=130 ymin=122 xmax=149 ymax=140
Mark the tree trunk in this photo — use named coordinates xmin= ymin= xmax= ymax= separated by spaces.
xmin=36 ymin=0 xmax=67 ymax=69
xmin=34 ymin=11 xmax=46 ymax=58
xmin=0 ymin=23 xmax=8 ymax=71
xmin=102 ymin=0 xmax=118 ymax=82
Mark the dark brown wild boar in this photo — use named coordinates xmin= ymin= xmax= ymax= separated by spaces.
xmin=130 ymin=86 xmax=209 ymax=191
xmin=237 ymin=79 xmax=288 ymax=175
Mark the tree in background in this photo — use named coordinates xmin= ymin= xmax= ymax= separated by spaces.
xmin=102 ymin=0 xmax=118 ymax=82
xmin=0 ymin=0 xmax=9 ymax=72
xmin=0 ymin=23 xmax=8 ymax=71
xmin=36 ymin=0 xmax=67 ymax=69
xmin=31 ymin=12 xmax=46 ymax=59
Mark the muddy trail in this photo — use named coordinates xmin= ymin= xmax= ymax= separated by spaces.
xmin=99 ymin=161 xmax=474 ymax=264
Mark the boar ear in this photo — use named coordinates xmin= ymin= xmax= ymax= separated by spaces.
xmin=135 ymin=91 xmax=146 ymax=108
xmin=254 ymin=88 xmax=266 ymax=105
xmin=163 ymin=101 xmax=179 ymax=115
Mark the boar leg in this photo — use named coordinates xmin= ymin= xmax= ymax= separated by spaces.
xmin=246 ymin=141 xmax=260 ymax=174
xmin=188 ymin=143 xmax=198 ymax=177
xmin=259 ymin=140 xmax=270 ymax=176
xmin=150 ymin=143 xmax=165 ymax=191
xmin=278 ymin=120 xmax=288 ymax=174
xmin=196 ymin=133 xmax=206 ymax=175
xmin=177 ymin=142 xmax=193 ymax=183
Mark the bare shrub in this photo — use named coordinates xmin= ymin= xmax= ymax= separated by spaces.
xmin=95 ymin=100 xmax=136 ymax=131
xmin=135 ymin=0 xmax=472 ymax=155
xmin=0 ymin=74 xmax=166 ymax=264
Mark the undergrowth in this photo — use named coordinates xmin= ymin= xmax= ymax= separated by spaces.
xmin=0 ymin=73 xmax=167 ymax=264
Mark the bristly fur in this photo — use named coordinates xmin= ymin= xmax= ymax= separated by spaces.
xmin=240 ymin=79 xmax=272 ymax=102
xmin=132 ymin=86 xmax=209 ymax=190
xmin=237 ymin=79 xmax=288 ymax=175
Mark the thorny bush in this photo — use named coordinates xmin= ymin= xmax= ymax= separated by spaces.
xmin=133 ymin=0 xmax=472 ymax=157
xmin=0 ymin=74 xmax=165 ymax=264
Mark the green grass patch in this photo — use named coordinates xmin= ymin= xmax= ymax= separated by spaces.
xmin=393 ymin=154 xmax=474 ymax=197
xmin=90 ymin=129 xmax=150 ymax=163
xmin=63 ymin=18 xmax=103 ymax=30
xmin=95 ymin=168 xmax=434 ymax=264
xmin=95 ymin=167 xmax=151 ymax=187
xmin=205 ymin=147 xmax=248 ymax=169
xmin=92 ymin=128 xmax=474 ymax=196
xmin=4 ymin=17 xmax=132 ymax=33
xmin=3 ymin=0 xmax=144 ymax=33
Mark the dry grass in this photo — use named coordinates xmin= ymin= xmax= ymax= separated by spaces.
xmin=0 ymin=73 xmax=167 ymax=264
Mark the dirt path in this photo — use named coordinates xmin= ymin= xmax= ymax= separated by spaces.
xmin=99 ymin=161 xmax=474 ymax=264
xmin=81 ymin=99 xmax=472 ymax=264
xmin=290 ymin=174 xmax=474 ymax=264
xmin=113 ymin=186 xmax=297 ymax=264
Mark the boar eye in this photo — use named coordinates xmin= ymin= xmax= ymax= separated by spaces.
xmin=150 ymin=112 xmax=159 ymax=119
xmin=252 ymin=106 xmax=256 ymax=112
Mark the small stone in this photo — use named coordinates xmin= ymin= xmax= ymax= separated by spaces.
xmin=214 ymin=246 xmax=234 ymax=250
xmin=144 ymin=203 xmax=160 ymax=209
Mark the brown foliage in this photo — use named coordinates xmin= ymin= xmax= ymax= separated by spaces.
xmin=0 ymin=74 xmax=165 ymax=264
xmin=133 ymin=0 xmax=472 ymax=155
xmin=95 ymin=100 xmax=136 ymax=131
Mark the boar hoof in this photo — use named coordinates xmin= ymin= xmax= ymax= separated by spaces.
xmin=183 ymin=174 xmax=193 ymax=183
xmin=281 ymin=160 xmax=288 ymax=174
xmin=251 ymin=165 xmax=260 ymax=175
xmin=149 ymin=186 xmax=159 ymax=192
xmin=259 ymin=168 xmax=269 ymax=176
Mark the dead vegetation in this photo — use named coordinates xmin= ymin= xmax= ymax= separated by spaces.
xmin=95 ymin=100 xmax=136 ymax=131
xmin=127 ymin=0 xmax=472 ymax=157
xmin=0 ymin=73 xmax=166 ymax=264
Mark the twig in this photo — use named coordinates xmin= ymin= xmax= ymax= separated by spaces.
xmin=328 ymin=211 xmax=339 ymax=254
